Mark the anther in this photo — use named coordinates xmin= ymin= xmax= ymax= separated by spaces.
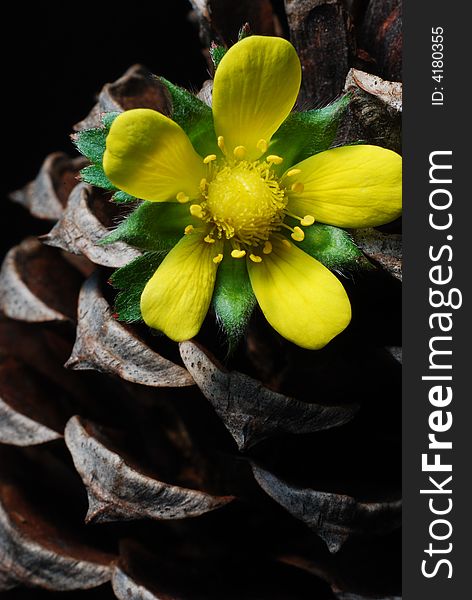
xmin=300 ymin=215 xmax=315 ymax=226
xmin=257 ymin=139 xmax=268 ymax=153
xmin=231 ymin=249 xmax=246 ymax=259
xmin=217 ymin=136 xmax=225 ymax=152
xmin=282 ymin=239 xmax=292 ymax=249
xmin=203 ymin=154 xmax=217 ymax=164
xmin=263 ymin=241 xmax=273 ymax=254
xmin=291 ymin=226 xmax=305 ymax=242
xmin=199 ymin=178 xmax=207 ymax=192
xmin=249 ymin=253 xmax=262 ymax=263
xmin=190 ymin=204 xmax=204 ymax=218
xmin=213 ymin=253 xmax=224 ymax=264
xmin=291 ymin=182 xmax=305 ymax=193
xmin=233 ymin=145 xmax=247 ymax=160
xmin=286 ymin=168 xmax=301 ymax=177
xmin=267 ymin=155 xmax=283 ymax=165
xmin=184 ymin=225 xmax=194 ymax=235
xmin=204 ymin=234 xmax=216 ymax=244
xmin=176 ymin=191 xmax=189 ymax=203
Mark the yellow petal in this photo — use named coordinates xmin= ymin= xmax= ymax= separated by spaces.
xmin=103 ymin=109 xmax=206 ymax=202
xmin=287 ymin=145 xmax=402 ymax=228
xmin=212 ymin=36 xmax=301 ymax=161
xmin=248 ymin=240 xmax=351 ymax=349
xmin=141 ymin=233 xmax=223 ymax=341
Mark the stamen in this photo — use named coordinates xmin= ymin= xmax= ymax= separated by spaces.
xmin=203 ymin=154 xmax=217 ymax=164
xmin=291 ymin=226 xmax=305 ymax=242
xmin=257 ymin=139 xmax=268 ymax=153
xmin=176 ymin=191 xmax=189 ymax=203
xmin=184 ymin=225 xmax=194 ymax=235
xmin=217 ymin=136 xmax=225 ymax=153
xmin=233 ymin=145 xmax=247 ymax=160
xmin=249 ymin=253 xmax=262 ymax=263
xmin=300 ymin=215 xmax=315 ymax=226
xmin=263 ymin=241 xmax=273 ymax=254
xmin=213 ymin=253 xmax=224 ymax=264
xmin=267 ymin=155 xmax=283 ymax=165
xmin=286 ymin=168 xmax=301 ymax=177
xmin=204 ymin=234 xmax=216 ymax=244
xmin=231 ymin=249 xmax=246 ymax=259
xmin=291 ymin=182 xmax=305 ymax=193
xmin=190 ymin=204 xmax=204 ymax=218
xmin=199 ymin=178 xmax=207 ymax=192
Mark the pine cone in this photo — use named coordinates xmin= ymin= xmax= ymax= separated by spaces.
xmin=1 ymin=2 xmax=402 ymax=598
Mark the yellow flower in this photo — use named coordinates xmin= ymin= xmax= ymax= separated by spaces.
xmin=103 ymin=36 xmax=402 ymax=350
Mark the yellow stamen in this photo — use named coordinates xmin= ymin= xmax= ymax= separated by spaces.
xmin=233 ymin=145 xmax=247 ymax=161
xmin=286 ymin=168 xmax=301 ymax=177
xmin=203 ymin=154 xmax=217 ymax=164
xmin=184 ymin=225 xmax=194 ymax=235
xmin=291 ymin=226 xmax=305 ymax=242
xmin=204 ymin=234 xmax=216 ymax=244
xmin=217 ymin=136 xmax=225 ymax=152
xmin=282 ymin=239 xmax=292 ymax=249
xmin=190 ymin=204 xmax=204 ymax=218
xmin=300 ymin=215 xmax=315 ymax=226
xmin=176 ymin=191 xmax=189 ymax=203
xmin=263 ymin=241 xmax=273 ymax=254
xmin=291 ymin=182 xmax=305 ymax=193
xmin=231 ymin=249 xmax=246 ymax=259
xmin=257 ymin=139 xmax=268 ymax=153
xmin=199 ymin=178 xmax=207 ymax=192
xmin=249 ymin=253 xmax=262 ymax=263
xmin=213 ymin=253 xmax=224 ymax=264
xmin=267 ymin=155 xmax=283 ymax=165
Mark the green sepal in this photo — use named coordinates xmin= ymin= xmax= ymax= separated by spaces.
xmin=113 ymin=190 xmax=136 ymax=203
xmin=109 ymin=252 xmax=164 ymax=322
xmin=159 ymin=77 xmax=219 ymax=157
xmin=73 ymin=128 xmax=107 ymax=164
xmin=102 ymin=201 xmax=195 ymax=252
xmin=212 ymin=252 xmax=256 ymax=351
xmin=80 ymin=164 xmax=116 ymax=190
xmin=292 ymin=222 xmax=372 ymax=271
xmin=268 ymin=94 xmax=350 ymax=171
xmin=75 ymin=111 xmax=121 ymax=192
xmin=210 ymin=42 xmax=227 ymax=68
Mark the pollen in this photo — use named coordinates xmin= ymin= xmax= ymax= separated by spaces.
xmin=213 ymin=253 xmax=224 ymax=264
xmin=257 ymin=139 xmax=268 ymax=153
xmin=291 ymin=226 xmax=305 ymax=242
xmin=184 ymin=225 xmax=194 ymax=235
xmin=263 ymin=241 xmax=273 ymax=254
xmin=231 ymin=249 xmax=246 ymax=258
xmin=286 ymin=168 xmax=301 ymax=177
xmin=176 ymin=191 xmax=189 ymax=203
xmin=249 ymin=253 xmax=262 ymax=263
xmin=190 ymin=204 xmax=204 ymax=218
xmin=217 ymin=136 xmax=225 ymax=152
xmin=267 ymin=154 xmax=283 ymax=165
xmin=282 ymin=239 xmax=292 ymax=249
xmin=204 ymin=234 xmax=216 ymax=244
xmin=291 ymin=182 xmax=305 ymax=193
xmin=200 ymin=178 xmax=208 ymax=192
xmin=300 ymin=215 xmax=315 ymax=226
xmin=233 ymin=145 xmax=247 ymax=161
xmin=203 ymin=154 xmax=217 ymax=164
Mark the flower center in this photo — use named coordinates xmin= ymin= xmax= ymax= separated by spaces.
xmin=204 ymin=160 xmax=286 ymax=246
xmin=179 ymin=141 xmax=314 ymax=262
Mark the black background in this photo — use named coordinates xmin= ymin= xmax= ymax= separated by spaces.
xmin=2 ymin=1 xmax=208 ymax=257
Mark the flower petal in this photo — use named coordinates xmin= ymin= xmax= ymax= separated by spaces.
xmin=103 ymin=109 xmax=206 ymax=202
xmin=212 ymin=36 xmax=301 ymax=161
xmin=286 ymin=145 xmax=402 ymax=228
xmin=140 ymin=233 xmax=223 ymax=341
xmin=248 ymin=240 xmax=351 ymax=349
